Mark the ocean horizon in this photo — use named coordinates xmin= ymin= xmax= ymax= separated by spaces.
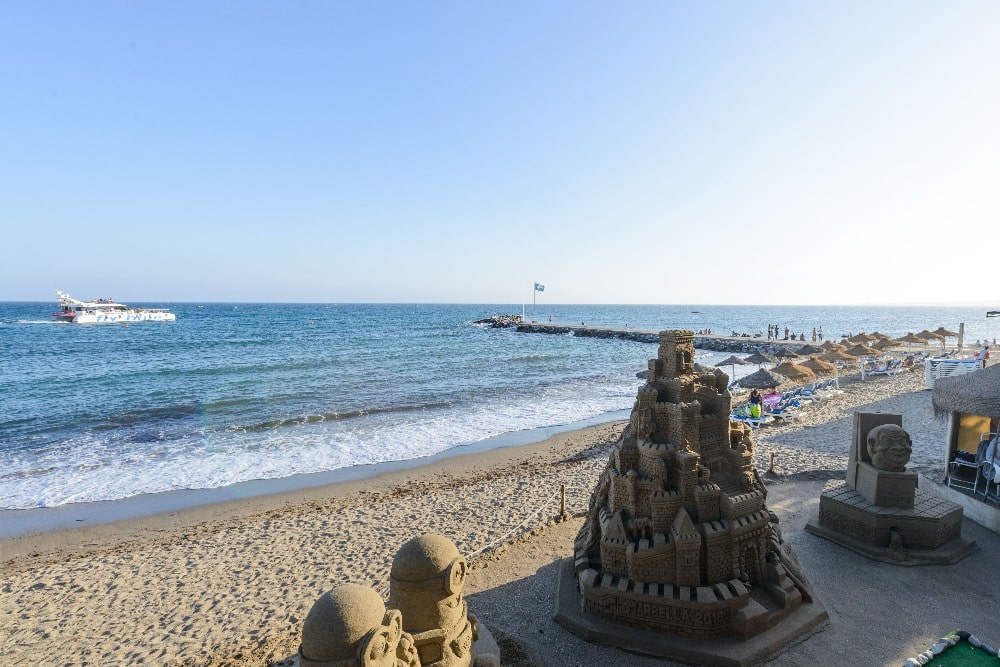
xmin=2 ymin=301 xmax=997 ymax=534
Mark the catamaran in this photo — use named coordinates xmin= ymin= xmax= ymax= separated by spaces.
xmin=52 ymin=289 xmax=176 ymax=323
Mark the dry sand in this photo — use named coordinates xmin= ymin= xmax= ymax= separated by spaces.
xmin=2 ymin=365 xmax=999 ymax=666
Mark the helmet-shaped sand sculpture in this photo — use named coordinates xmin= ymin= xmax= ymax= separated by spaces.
xmin=299 ymin=583 xmax=420 ymax=667
xmin=389 ymin=533 xmax=478 ymax=667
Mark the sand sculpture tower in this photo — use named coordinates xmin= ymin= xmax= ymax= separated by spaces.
xmin=556 ymin=331 xmax=827 ymax=664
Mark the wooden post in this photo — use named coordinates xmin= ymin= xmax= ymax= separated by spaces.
xmin=769 ymin=452 xmax=776 ymax=475
xmin=560 ymin=484 xmax=566 ymax=518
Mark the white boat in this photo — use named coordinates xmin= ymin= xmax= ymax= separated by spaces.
xmin=52 ymin=289 xmax=176 ymax=323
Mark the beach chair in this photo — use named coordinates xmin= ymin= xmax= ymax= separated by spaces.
xmin=947 ymin=434 xmax=994 ymax=495
xmin=731 ymin=413 xmax=772 ymax=428
xmin=767 ymin=398 xmax=806 ymax=421
xmin=980 ymin=435 xmax=1000 ymax=502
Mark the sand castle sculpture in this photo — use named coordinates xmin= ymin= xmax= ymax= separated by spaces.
xmin=806 ymin=413 xmax=976 ymax=565
xmin=293 ymin=533 xmax=499 ymax=667
xmin=556 ymin=331 xmax=826 ymax=665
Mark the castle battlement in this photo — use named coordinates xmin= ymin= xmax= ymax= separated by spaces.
xmin=570 ymin=330 xmax=818 ymax=642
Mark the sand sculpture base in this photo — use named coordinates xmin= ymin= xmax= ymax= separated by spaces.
xmin=276 ymin=624 xmax=501 ymax=667
xmin=806 ymin=480 xmax=977 ymax=566
xmin=553 ymin=558 xmax=828 ymax=667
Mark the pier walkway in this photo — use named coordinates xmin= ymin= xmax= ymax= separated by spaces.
xmin=514 ymin=322 xmax=816 ymax=354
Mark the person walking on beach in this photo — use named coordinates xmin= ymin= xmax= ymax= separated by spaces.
xmin=977 ymin=344 xmax=990 ymax=368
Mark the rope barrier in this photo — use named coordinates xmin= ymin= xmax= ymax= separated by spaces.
xmin=376 ymin=482 xmax=590 ymax=599
xmin=464 ymin=485 xmax=570 ymax=562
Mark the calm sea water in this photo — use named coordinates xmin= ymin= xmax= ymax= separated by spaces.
xmin=1 ymin=301 xmax=996 ymax=511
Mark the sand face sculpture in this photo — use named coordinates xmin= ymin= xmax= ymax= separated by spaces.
xmin=867 ymin=423 xmax=912 ymax=472
xmin=807 ymin=413 xmax=976 ymax=565
xmin=296 ymin=534 xmax=497 ymax=667
xmin=557 ymin=331 xmax=826 ymax=663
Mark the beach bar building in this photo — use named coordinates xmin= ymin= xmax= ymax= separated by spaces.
xmin=931 ymin=363 xmax=1000 ymax=532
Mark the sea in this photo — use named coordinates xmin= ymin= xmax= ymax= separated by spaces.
xmin=2 ymin=301 xmax=997 ymax=527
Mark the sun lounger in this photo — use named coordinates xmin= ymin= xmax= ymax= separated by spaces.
xmin=731 ymin=413 xmax=772 ymax=428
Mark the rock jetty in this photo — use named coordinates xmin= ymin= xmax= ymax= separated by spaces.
xmin=473 ymin=314 xmax=522 ymax=328
xmin=512 ymin=322 xmax=806 ymax=354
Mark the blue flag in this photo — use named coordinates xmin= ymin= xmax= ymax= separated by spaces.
xmin=534 ymin=283 xmax=545 ymax=292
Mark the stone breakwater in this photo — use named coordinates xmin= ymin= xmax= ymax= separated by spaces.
xmin=515 ymin=322 xmax=803 ymax=354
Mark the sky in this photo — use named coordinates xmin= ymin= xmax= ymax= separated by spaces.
xmin=2 ymin=1 xmax=997 ymax=306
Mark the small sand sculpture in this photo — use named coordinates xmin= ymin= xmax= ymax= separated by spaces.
xmin=556 ymin=331 xmax=826 ymax=664
xmin=807 ymin=413 xmax=976 ymax=564
xmin=298 ymin=583 xmax=420 ymax=667
xmin=295 ymin=534 xmax=498 ymax=667
xmin=389 ymin=534 xmax=477 ymax=667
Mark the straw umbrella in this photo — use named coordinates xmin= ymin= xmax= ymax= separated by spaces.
xmin=797 ymin=344 xmax=823 ymax=355
xmin=933 ymin=326 xmax=960 ymax=339
xmin=845 ymin=343 xmax=879 ymax=358
xmin=820 ymin=350 xmax=856 ymax=371
xmin=771 ymin=361 xmax=816 ymax=383
xmin=845 ymin=343 xmax=881 ymax=379
xmin=744 ymin=351 xmax=774 ymax=367
xmin=897 ymin=333 xmax=928 ymax=350
xmin=715 ymin=355 xmax=748 ymax=382
xmin=917 ymin=330 xmax=945 ymax=343
xmin=917 ymin=329 xmax=947 ymax=353
xmin=737 ymin=368 xmax=789 ymax=389
xmin=847 ymin=333 xmax=875 ymax=344
xmin=873 ymin=338 xmax=900 ymax=352
xmin=820 ymin=340 xmax=846 ymax=351
xmin=801 ymin=356 xmax=838 ymax=376
xmin=773 ymin=347 xmax=801 ymax=360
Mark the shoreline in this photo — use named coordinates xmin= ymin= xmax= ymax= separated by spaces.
xmin=3 ymin=331 xmax=967 ymax=540
xmin=0 ymin=409 xmax=630 ymax=541
xmin=3 ymin=363 xmax=994 ymax=666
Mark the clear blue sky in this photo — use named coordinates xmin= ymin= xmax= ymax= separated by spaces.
xmin=2 ymin=1 xmax=997 ymax=305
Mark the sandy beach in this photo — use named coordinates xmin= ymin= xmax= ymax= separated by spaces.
xmin=3 ymin=364 xmax=1000 ymax=666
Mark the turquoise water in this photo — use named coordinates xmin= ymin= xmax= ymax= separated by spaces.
xmin=1 ymin=301 xmax=995 ymax=510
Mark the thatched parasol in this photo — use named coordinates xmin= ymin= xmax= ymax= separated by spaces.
xmin=797 ymin=344 xmax=823 ymax=355
xmin=847 ymin=333 xmax=874 ymax=344
xmin=897 ymin=332 xmax=928 ymax=346
xmin=933 ymin=326 xmax=960 ymax=339
xmin=744 ymin=351 xmax=774 ymax=366
xmin=916 ymin=330 xmax=945 ymax=343
xmin=869 ymin=331 xmax=895 ymax=341
xmin=737 ymin=368 xmax=789 ymax=389
xmin=773 ymin=347 xmax=801 ymax=359
xmin=820 ymin=340 xmax=846 ymax=351
xmin=845 ymin=343 xmax=879 ymax=357
xmin=801 ymin=356 xmax=837 ymax=376
xmin=715 ymin=355 xmax=748 ymax=382
xmin=872 ymin=338 xmax=899 ymax=351
xmin=932 ymin=364 xmax=1000 ymax=417
xmin=771 ymin=361 xmax=817 ymax=382
xmin=820 ymin=349 xmax=857 ymax=364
